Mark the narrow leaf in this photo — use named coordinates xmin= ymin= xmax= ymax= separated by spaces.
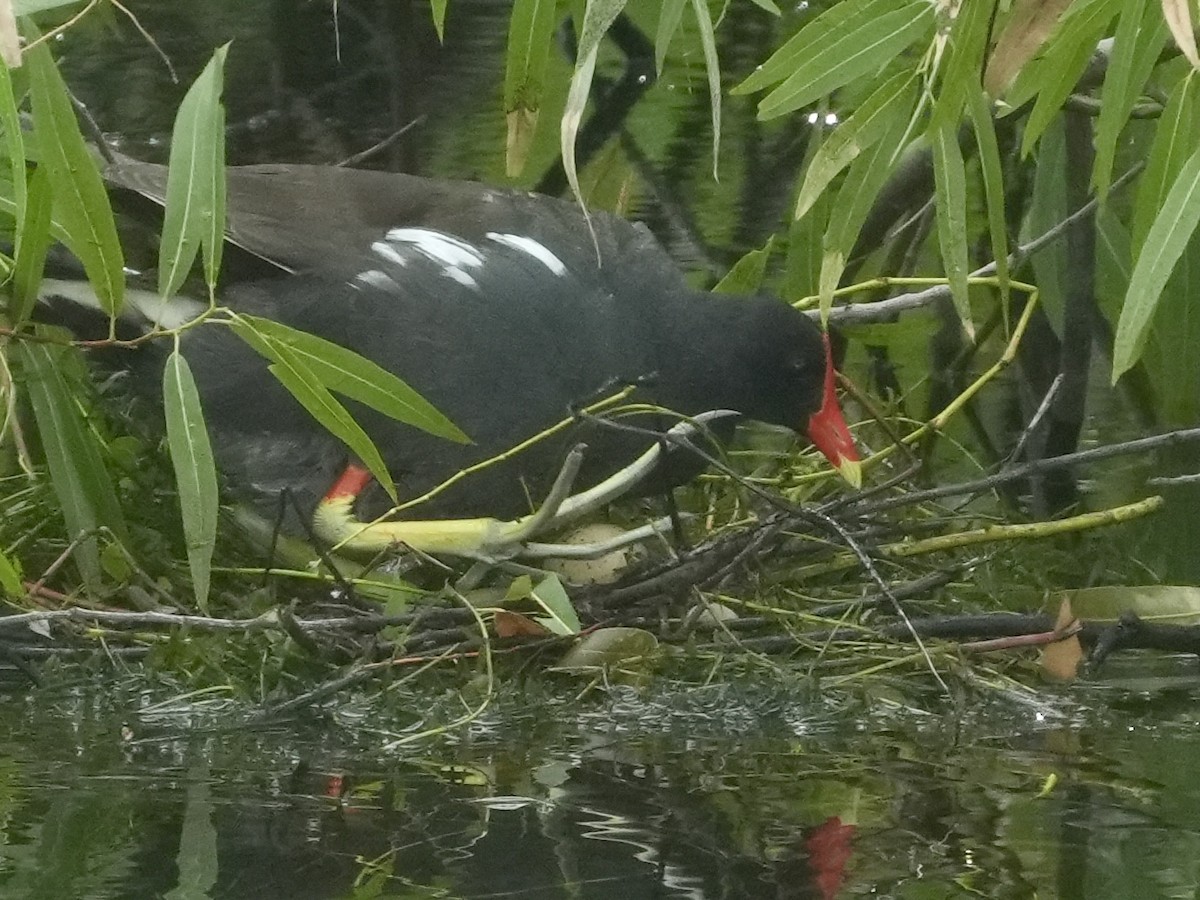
xmin=234 ymin=314 xmax=468 ymax=443
xmin=530 ymin=574 xmax=582 ymax=635
xmin=555 ymin=627 xmax=658 ymax=671
xmin=1022 ymin=120 xmax=1068 ymax=331
xmin=735 ymin=0 xmax=900 ymax=95
xmin=714 ymin=237 xmax=775 ymax=295
xmin=754 ymin=0 xmax=933 ymax=121
xmin=794 ymin=70 xmax=916 ymax=221
xmin=1162 ymin=0 xmax=1200 ymax=70
xmin=163 ymin=350 xmax=218 ymax=613
xmin=234 ymin=331 xmax=398 ymax=502
xmin=19 ymin=340 xmax=126 ymax=585
xmin=430 ymin=0 xmax=448 ymax=41
xmin=655 ymin=0 xmax=687 ymax=76
xmin=818 ymin=96 xmax=911 ymax=316
xmin=786 ymin=191 xmax=830 ymax=299
xmin=0 ymin=0 xmax=18 ymax=68
xmin=968 ymin=90 xmax=1011 ymax=312
xmin=1112 ymin=147 xmax=1200 ymax=381
xmin=24 ymin=25 xmax=124 ymax=316
xmin=1093 ymin=0 xmax=1167 ymax=200
xmin=0 ymin=548 xmax=22 ymax=597
xmin=504 ymin=0 xmax=558 ymax=176
xmin=932 ymin=121 xmax=972 ymax=335
xmin=1013 ymin=0 xmax=1119 ymax=157
xmin=14 ymin=0 xmax=86 ymax=12
xmin=933 ymin=0 xmax=995 ymax=127
xmin=10 ymin=165 xmax=53 ymax=327
xmin=0 ymin=42 xmax=25 ymax=227
xmin=561 ymin=0 xmax=627 ymax=209
xmin=1132 ymin=72 xmax=1200 ymax=256
xmin=159 ymin=44 xmax=228 ymax=298
xmin=689 ymin=0 xmax=722 ymax=180
xmin=984 ymin=0 xmax=1075 ymax=95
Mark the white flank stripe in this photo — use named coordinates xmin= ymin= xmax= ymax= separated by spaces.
xmin=486 ymin=232 xmax=567 ymax=275
xmin=386 ymin=228 xmax=484 ymax=269
xmin=371 ymin=240 xmax=410 ymax=267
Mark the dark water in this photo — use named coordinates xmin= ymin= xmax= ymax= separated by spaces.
xmin=6 ymin=661 xmax=1200 ymax=899
xmin=4 ymin=2 xmax=1200 ymax=897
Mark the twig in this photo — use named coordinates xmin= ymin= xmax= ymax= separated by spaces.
xmin=1003 ymin=373 xmax=1063 ymax=468
xmin=337 ymin=117 xmax=425 ymax=167
xmin=866 ymin=427 xmax=1200 ymax=514
xmin=109 ymin=0 xmax=176 ymax=83
xmin=822 ymin=164 xmax=1143 ymax=325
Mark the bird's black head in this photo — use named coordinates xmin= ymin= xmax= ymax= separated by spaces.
xmin=699 ymin=293 xmax=861 ymax=485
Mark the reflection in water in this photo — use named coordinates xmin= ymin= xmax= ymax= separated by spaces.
xmin=6 ymin=1 xmax=1200 ymax=898
xmin=5 ymin=675 xmax=1200 ymax=898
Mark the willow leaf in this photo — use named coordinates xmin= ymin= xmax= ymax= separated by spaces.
xmin=163 ymin=350 xmax=218 ymax=612
xmin=235 ymin=314 xmax=468 ymax=444
xmin=24 ymin=26 xmax=124 ymax=316
xmin=932 ymin=121 xmax=972 ymax=335
xmin=1112 ymin=147 xmax=1200 ymax=381
xmin=160 ymin=44 xmax=228 ymax=298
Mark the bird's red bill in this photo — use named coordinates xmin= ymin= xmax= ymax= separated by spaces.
xmin=806 ymin=333 xmax=861 ymax=487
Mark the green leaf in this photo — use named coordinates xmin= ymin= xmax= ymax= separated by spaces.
xmin=1022 ymin=119 xmax=1068 ymax=332
xmin=530 ymin=574 xmax=581 ymax=635
xmin=10 ymin=165 xmax=53 ymax=327
xmin=430 ymin=0 xmax=448 ymax=41
xmin=555 ymin=626 xmax=658 ymax=671
xmin=14 ymin=0 xmax=84 ymax=11
xmin=736 ymin=0 xmax=894 ymax=94
xmin=160 ymin=44 xmax=228 ymax=298
xmin=654 ymin=0 xmax=687 ymax=76
xmin=1162 ymin=0 xmax=1200 ymax=70
xmin=0 ymin=548 xmax=22 ymax=597
xmin=983 ymin=0 xmax=1074 ymax=97
xmin=736 ymin=0 xmax=933 ymax=121
xmin=1112 ymin=147 xmax=1200 ymax=381
xmin=818 ymin=96 xmax=912 ymax=315
xmin=1009 ymin=0 xmax=1120 ymax=156
xmin=230 ymin=325 xmax=398 ymax=501
xmin=785 ymin=191 xmax=830 ymax=300
xmin=714 ymin=236 xmax=775 ymax=295
xmin=234 ymin=314 xmax=468 ymax=444
xmin=793 ymin=69 xmax=916 ymax=222
xmin=931 ymin=120 xmax=972 ymax=334
xmin=561 ymin=0 xmax=627 ymax=208
xmin=689 ymin=0 xmax=722 ymax=180
xmin=504 ymin=0 xmax=558 ymax=176
xmin=932 ymin=0 xmax=994 ymax=127
xmin=0 ymin=43 xmax=25 ymax=229
xmin=748 ymin=0 xmax=781 ymax=12
xmin=163 ymin=350 xmax=218 ymax=613
xmin=1092 ymin=0 xmax=1167 ymax=200
xmin=1132 ymin=73 xmax=1200 ymax=257
xmin=24 ymin=23 xmax=124 ymax=317
xmin=19 ymin=339 xmax=126 ymax=586
xmin=968 ymin=90 xmax=1011 ymax=312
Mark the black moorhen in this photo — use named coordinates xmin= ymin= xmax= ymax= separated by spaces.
xmin=41 ymin=157 xmax=860 ymax=559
